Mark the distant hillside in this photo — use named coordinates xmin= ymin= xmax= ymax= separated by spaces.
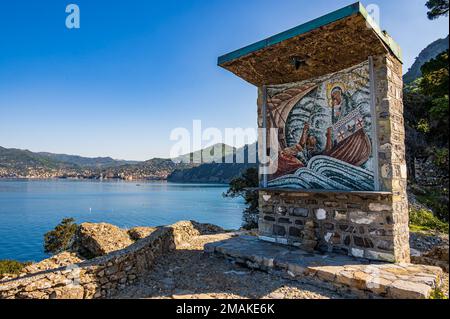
xmin=1 ymin=143 xmax=256 ymax=182
xmin=37 ymin=152 xmax=137 ymax=169
xmin=102 ymin=158 xmax=195 ymax=180
xmin=172 ymin=143 xmax=236 ymax=164
xmin=0 ymin=146 xmax=79 ymax=178
xmin=0 ymin=146 xmax=200 ymax=180
xmin=0 ymin=146 xmax=73 ymax=170
xmin=404 ymin=35 xmax=449 ymax=83
xmin=168 ymin=162 xmax=256 ymax=184
xmin=168 ymin=143 xmax=258 ymax=183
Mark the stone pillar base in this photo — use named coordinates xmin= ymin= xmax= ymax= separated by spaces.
xmin=259 ymin=189 xmax=409 ymax=263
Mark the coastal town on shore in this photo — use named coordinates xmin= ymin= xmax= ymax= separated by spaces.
xmin=0 ymin=166 xmax=174 ymax=181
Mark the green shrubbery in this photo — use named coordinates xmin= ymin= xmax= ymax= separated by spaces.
xmin=414 ymin=186 xmax=449 ymax=222
xmin=44 ymin=218 xmax=78 ymax=254
xmin=224 ymin=167 xmax=259 ymax=230
xmin=410 ymin=207 xmax=449 ymax=233
xmin=0 ymin=260 xmax=31 ymax=275
xmin=1 ymin=218 xmax=79 ymax=276
xmin=404 ymin=46 xmax=449 ymax=226
xmin=430 ymin=287 xmax=449 ymax=300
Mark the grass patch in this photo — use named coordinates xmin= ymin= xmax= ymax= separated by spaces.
xmin=410 ymin=207 xmax=449 ymax=234
xmin=430 ymin=288 xmax=449 ymax=300
xmin=415 ymin=187 xmax=449 ymax=222
xmin=0 ymin=260 xmax=32 ymax=275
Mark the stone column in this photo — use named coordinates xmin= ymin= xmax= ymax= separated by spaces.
xmin=374 ymin=53 xmax=410 ymax=263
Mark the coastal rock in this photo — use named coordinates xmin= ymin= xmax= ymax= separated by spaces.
xmin=190 ymin=221 xmax=225 ymax=235
xmin=74 ymin=223 xmax=134 ymax=257
xmin=425 ymin=245 xmax=449 ymax=262
xmin=412 ymin=245 xmax=449 ymax=273
xmin=0 ymin=220 xmax=229 ymax=300
xmin=410 ymin=232 xmax=449 ymax=272
xmin=170 ymin=221 xmax=225 ymax=246
xmin=23 ymin=252 xmax=84 ymax=273
xmin=128 ymin=227 xmax=157 ymax=241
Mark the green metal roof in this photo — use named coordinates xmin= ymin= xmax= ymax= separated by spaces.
xmin=218 ymin=2 xmax=402 ymax=66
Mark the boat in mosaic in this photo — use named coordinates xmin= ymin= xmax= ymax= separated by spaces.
xmin=324 ymin=128 xmax=372 ymax=167
xmin=265 ymin=61 xmax=376 ymax=190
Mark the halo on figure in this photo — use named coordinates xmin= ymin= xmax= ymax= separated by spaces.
xmin=326 ymin=82 xmax=346 ymax=107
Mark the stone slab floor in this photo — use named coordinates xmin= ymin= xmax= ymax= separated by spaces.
xmin=114 ymin=233 xmax=448 ymax=299
xmin=113 ymin=233 xmax=356 ymax=299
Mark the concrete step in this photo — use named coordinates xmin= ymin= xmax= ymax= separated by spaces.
xmin=205 ymin=235 xmax=444 ymax=299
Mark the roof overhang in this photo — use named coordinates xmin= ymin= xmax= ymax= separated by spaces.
xmin=218 ymin=2 xmax=402 ymax=86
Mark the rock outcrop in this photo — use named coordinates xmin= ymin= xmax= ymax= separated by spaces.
xmin=412 ymin=245 xmax=449 ymax=273
xmin=171 ymin=221 xmax=224 ymax=247
xmin=410 ymin=232 xmax=449 ymax=272
xmin=127 ymin=227 xmax=157 ymax=241
xmin=73 ymin=223 xmax=134 ymax=258
xmin=0 ymin=221 xmax=225 ymax=299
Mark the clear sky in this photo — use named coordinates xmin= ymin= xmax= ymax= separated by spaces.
xmin=0 ymin=0 xmax=448 ymax=160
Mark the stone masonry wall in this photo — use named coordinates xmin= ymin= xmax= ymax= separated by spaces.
xmin=259 ymin=190 xmax=397 ymax=262
xmin=0 ymin=221 xmax=206 ymax=299
xmin=373 ymin=53 xmax=410 ymax=263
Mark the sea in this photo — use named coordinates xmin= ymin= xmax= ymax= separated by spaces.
xmin=0 ymin=179 xmax=245 ymax=262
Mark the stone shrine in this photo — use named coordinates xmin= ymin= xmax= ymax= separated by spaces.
xmin=218 ymin=2 xmax=410 ymax=263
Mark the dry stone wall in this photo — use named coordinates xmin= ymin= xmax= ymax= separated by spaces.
xmin=0 ymin=221 xmax=210 ymax=299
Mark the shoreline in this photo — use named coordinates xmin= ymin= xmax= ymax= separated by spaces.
xmin=0 ymin=177 xmax=231 ymax=186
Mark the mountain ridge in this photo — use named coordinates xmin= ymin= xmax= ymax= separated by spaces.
xmin=404 ymin=35 xmax=449 ymax=83
xmin=0 ymin=143 xmax=240 ymax=181
xmin=168 ymin=143 xmax=258 ymax=184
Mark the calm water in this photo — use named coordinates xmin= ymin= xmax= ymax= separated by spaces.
xmin=0 ymin=179 xmax=245 ymax=262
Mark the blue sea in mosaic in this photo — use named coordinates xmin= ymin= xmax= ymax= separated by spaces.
xmin=0 ymin=180 xmax=245 ymax=262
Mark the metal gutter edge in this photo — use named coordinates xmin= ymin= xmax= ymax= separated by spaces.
xmin=218 ymin=2 xmax=403 ymax=66
xmin=218 ymin=2 xmax=361 ymax=66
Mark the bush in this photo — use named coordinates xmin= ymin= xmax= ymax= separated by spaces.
xmin=410 ymin=207 xmax=449 ymax=233
xmin=44 ymin=218 xmax=78 ymax=254
xmin=0 ymin=260 xmax=31 ymax=275
xmin=430 ymin=288 xmax=449 ymax=300
xmin=415 ymin=186 xmax=449 ymax=222
xmin=224 ymin=168 xmax=259 ymax=230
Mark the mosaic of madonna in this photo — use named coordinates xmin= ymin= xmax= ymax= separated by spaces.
xmin=266 ymin=61 xmax=376 ymax=191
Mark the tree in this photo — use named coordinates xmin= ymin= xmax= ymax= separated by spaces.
xmin=419 ymin=50 xmax=449 ymax=145
xmin=426 ymin=0 xmax=449 ymax=19
xmin=44 ymin=218 xmax=78 ymax=254
xmin=405 ymin=49 xmax=450 ymax=223
xmin=420 ymin=50 xmax=449 ymax=98
xmin=224 ymin=168 xmax=259 ymax=230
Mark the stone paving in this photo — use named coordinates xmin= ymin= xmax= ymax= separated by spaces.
xmin=205 ymin=235 xmax=445 ymax=299
xmin=115 ymin=232 xmax=355 ymax=299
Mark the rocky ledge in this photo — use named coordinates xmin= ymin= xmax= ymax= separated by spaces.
xmin=410 ymin=232 xmax=449 ymax=273
xmin=1 ymin=221 xmax=448 ymax=299
xmin=0 ymin=221 xmax=225 ymax=299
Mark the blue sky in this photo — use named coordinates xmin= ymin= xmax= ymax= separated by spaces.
xmin=0 ymin=0 xmax=448 ymax=160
